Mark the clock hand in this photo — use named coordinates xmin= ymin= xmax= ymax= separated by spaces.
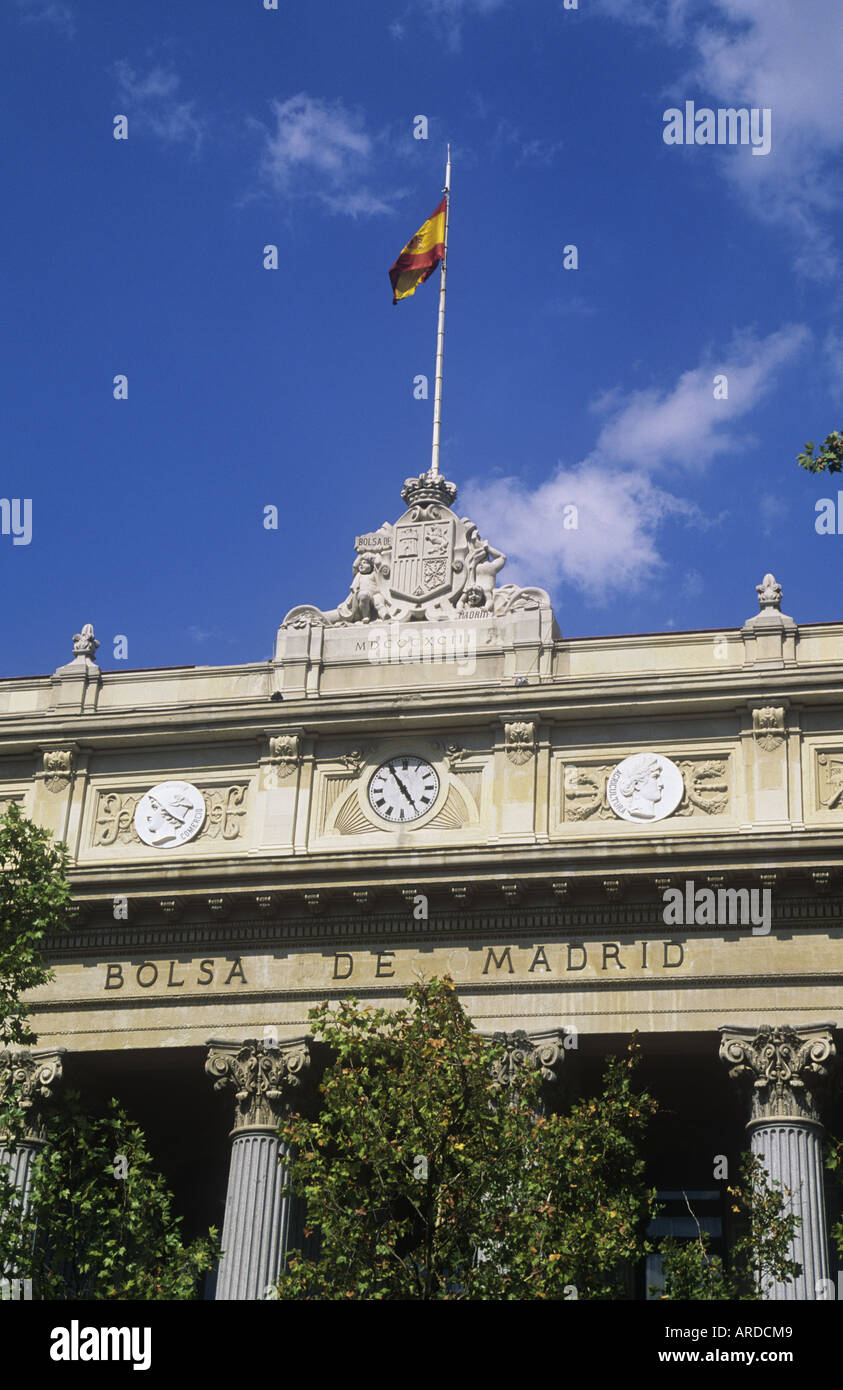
xmin=388 ymin=763 xmax=417 ymax=810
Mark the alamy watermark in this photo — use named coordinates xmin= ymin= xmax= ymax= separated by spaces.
xmin=0 ymin=498 xmax=32 ymax=546
xmin=662 ymin=879 xmax=770 ymax=936
xmin=663 ymin=102 xmax=772 ymax=157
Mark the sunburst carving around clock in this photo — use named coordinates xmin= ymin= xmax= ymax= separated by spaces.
xmin=367 ymin=756 xmax=440 ymax=824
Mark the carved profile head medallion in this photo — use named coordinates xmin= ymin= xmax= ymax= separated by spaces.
xmin=134 ymin=781 xmax=206 ymax=848
xmin=607 ymin=753 xmax=684 ymax=823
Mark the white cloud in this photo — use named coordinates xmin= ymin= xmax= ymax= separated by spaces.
xmin=256 ymin=94 xmax=399 ymax=217
xmin=460 ymin=325 xmax=806 ymax=600
xmin=15 ymin=0 xmax=74 ymax=34
xmin=112 ymin=62 xmax=205 ymax=152
xmin=597 ymin=0 xmax=843 ymax=279
xmin=592 ymin=325 xmax=809 ymax=470
xmin=460 ymin=464 xmax=699 ymax=601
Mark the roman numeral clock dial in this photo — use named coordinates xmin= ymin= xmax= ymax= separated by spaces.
xmin=368 ymin=756 xmax=440 ymax=824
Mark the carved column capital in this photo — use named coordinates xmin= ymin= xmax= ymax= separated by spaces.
xmin=0 ymin=1048 xmax=66 ymax=1143
xmin=719 ymin=1023 xmax=836 ymax=1124
xmin=489 ymin=1028 xmax=566 ymax=1095
xmin=206 ymin=1037 xmax=315 ymax=1134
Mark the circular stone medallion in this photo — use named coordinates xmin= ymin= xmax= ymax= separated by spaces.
xmin=134 ymin=781 xmax=206 ymax=848
xmin=606 ymin=753 xmax=684 ymax=823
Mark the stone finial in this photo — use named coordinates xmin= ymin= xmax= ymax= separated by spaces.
xmin=719 ymin=1024 xmax=836 ymax=1124
xmin=0 ymin=1049 xmax=66 ymax=1143
xmin=72 ymin=623 xmax=100 ymax=660
xmin=756 ymin=573 xmax=782 ymax=612
xmin=206 ymin=1037 xmax=314 ymax=1133
xmin=743 ymin=572 xmax=795 ymax=638
xmin=55 ymin=622 xmax=101 ymax=675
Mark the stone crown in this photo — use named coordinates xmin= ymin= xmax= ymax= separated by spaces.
xmin=400 ymin=471 xmax=458 ymax=508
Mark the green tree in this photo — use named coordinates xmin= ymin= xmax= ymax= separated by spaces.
xmin=656 ymin=1153 xmax=801 ymax=1299
xmin=824 ymin=1132 xmax=843 ymax=1270
xmin=797 ymin=430 xmax=843 ymax=475
xmin=274 ymin=976 xmax=659 ymax=1300
xmin=0 ymin=801 xmax=72 ymax=1049
xmin=0 ymin=1091 xmax=219 ymax=1299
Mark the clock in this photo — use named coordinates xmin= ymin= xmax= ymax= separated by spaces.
xmin=368 ymin=756 xmax=440 ymax=824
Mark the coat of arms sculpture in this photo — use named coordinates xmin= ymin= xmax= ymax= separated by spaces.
xmin=282 ymin=472 xmax=551 ymax=627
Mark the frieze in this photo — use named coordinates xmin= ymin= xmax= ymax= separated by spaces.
xmin=92 ymin=784 xmax=248 ymax=848
xmin=561 ymin=756 xmax=730 ymax=822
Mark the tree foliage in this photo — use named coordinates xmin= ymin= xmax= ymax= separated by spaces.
xmin=0 ymin=801 xmax=72 ymax=1048
xmin=275 ymin=976 xmax=659 ymax=1300
xmin=656 ymin=1153 xmax=801 ymax=1299
xmin=797 ymin=430 xmax=843 ymax=475
xmin=0 ymin=1091 xmax=219 ymax=1299
xmin=824 ymin=1132 xmax=843 ymax=1264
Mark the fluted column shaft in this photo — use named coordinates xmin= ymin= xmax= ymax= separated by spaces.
xmin=747 ymin=1117 xmax=829 ymax=1300
xmin=719 ymin=1023 xmax=837 ymax=1302
xmin=0 ymin=1141 xmax=42 ymax=1211
xmin=206 ymin=1037 xmax=314 ymax=1302
xmin=215 ymin=1129 xmax=304 ymax=1300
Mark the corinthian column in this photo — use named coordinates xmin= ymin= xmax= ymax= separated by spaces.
xmin=489 ymin=1028 xmax=568 ymax=1113
xmin=0 ymin=1048 xmax=65 ymax=1295
xmin=206 ymin=1037 xmax=315 ymax=1301
xmin=0 ymin=1048 xmax=65 ymax=1207
xmin=719 ymin=1023 xmax=837 ymax=1300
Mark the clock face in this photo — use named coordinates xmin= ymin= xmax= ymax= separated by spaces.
xmin=368 ymin=756 xmax=440 ymax=824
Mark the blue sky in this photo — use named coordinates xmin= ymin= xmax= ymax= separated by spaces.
xmin=2 ymin=0 xmax=843 ymax=677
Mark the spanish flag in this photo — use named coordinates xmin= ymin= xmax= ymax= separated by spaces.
xmin=389 ymin=197 xmax=447 ymax=304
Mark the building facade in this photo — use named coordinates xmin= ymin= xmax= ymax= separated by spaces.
xmin=1 ymin=470 xmax=841 ymax=1299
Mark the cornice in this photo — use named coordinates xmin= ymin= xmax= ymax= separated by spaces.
xmin=2 ymin=665 xmax=843 ymax=752
xmin=40 ymin=891 xmax=843 ymax=959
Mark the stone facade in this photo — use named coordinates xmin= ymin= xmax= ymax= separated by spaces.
xmin=1 ymin=476 xmax=841 ymax=1298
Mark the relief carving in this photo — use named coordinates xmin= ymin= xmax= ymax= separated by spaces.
xmin=504 ymin=722 xmax=535 ymax=766
xmin=93 ymin=784 xmax=248 ymax=847
xmin=562 ymin=757 xmax=730 ymax=821
xmin=267 ymin=733 xmax=301 ymax=780
xmin=817 ymin=753 xmax=843 ymax=810
xmin=675 ymin=760 xmax=730 ymax=816
xmin=42 ymin=749 xmax=73 ymax=794
xmin=752 ymin=706 xmax=786 ymax=752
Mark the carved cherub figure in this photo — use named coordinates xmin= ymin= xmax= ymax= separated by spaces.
xmin=345 ymin=554 xmax=389 ymax=623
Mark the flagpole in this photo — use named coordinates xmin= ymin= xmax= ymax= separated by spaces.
xmin=430 ymin=145 xmax=451 ymax=479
